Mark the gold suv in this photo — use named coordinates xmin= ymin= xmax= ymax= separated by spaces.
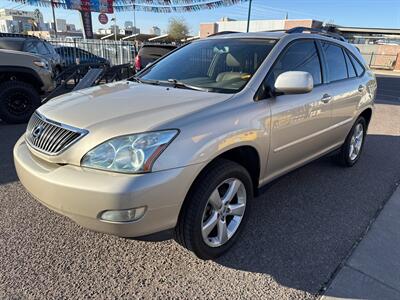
xmin=14 ymin=29 xmax=376 ymax=259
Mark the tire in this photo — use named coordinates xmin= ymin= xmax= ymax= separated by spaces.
xmin=337 ymin=116 xmax=367 ymax=167
xmin=0 ymin=80 xmax=41 ymax=124
xmin=174 ymin=159 xmax=253 ymax=260
xmin=54 ymin=65 xmax=62 ymax=78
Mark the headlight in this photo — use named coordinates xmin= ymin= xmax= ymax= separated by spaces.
xmin=81 ymin=130 xmax=178 ymax=173
xmin=33 ymin=59 xmax=49 ymax=69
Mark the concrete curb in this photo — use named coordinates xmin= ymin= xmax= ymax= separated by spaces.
xmin=321 ymin=184 xmax=400 ymax=299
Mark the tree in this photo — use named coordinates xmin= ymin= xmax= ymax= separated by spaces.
xmin=167 ymin=17 xmax=189 ymax=41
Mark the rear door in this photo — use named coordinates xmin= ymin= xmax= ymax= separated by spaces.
xmin=319 ymin=41 xmax=362 ymax=144
xmin=262 ymin=39 xmax=333 ymax=179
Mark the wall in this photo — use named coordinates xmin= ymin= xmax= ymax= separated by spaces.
xmin=217 ymin=19 xmax=285 ymax=32
xmin=200 ymin=19 xmax=322 ymax=38
xmin=356 ymin=44 xmax=400 ymax=71
xmin=284 ymin=19 xmax=322 ymax=30
xmin=200 ymin=23 xmax=217 ymax=38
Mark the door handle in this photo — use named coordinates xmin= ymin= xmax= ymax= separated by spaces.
xmin=321 ymin=94 xmax=332 ymax=103
xmin=358 ymin=85 xmax=365 ymax=93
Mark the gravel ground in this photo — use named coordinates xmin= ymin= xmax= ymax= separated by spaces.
xmin=1 ymin=77 xmax=399 ymax=299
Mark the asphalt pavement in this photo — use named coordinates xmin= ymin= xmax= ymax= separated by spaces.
xmin=0 ymin=76 xmax=400 ymax=299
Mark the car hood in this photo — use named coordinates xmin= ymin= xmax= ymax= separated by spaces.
xmin=0 ymin=48 xmax=43 ymax=59
xmin=38 ymin=81 xmax=233 ymax=135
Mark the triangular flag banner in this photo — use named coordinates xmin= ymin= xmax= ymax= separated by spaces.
xmin=8 ymin=0 xmax=249 ymax=13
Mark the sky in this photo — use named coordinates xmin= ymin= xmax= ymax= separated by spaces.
xmin=1 ymin=0 xmax=400 ymax=35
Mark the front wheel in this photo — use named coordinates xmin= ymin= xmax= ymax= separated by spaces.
xmin=174 ymin=159 xmax=253 ymax=260
xmin=337 ymin=116 xmax=367 ymax=167
xmin=0 ymin=80 xmax=41 ymax=124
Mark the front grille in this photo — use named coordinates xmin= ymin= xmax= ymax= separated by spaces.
xmin=25 ymin=112 xmax=88 ymax=155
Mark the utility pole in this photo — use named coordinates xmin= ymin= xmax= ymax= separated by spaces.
xmin=51 ymin=0 xmax=57 ymax=38
xmin=246 ymin=0 xmax=252 ymax=33
xmin=112 ymin=17 xmax=117 ymax=41
xmin=133 ymin=0 xmax=137 ymax=53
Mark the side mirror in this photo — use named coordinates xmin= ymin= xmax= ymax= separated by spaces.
xmin=274 ymin=71 xmax=313 ymax=95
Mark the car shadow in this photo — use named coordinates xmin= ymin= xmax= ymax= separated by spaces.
xmin=214 ymin=134 xmax=400 ymax=294
xmin=135 ymin=134 xmax=400 ymax=294
xmin=0 ymin=121 xmax=26 ymax=185
xmin=2 ymin=119 xmax=400 ymax=295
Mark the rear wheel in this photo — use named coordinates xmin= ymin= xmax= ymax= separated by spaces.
xmin=337 ymin=116 xmax=367 ymax=167
xmin=174 ymin=159 xmax=253 ymax=260
xmin=0 ymin=80 xmax=41 ymax=124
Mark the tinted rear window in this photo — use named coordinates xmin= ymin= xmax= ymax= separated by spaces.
xmin=322 ymin=42 xmax=348 ymax=82
xmin=139 ymin=45 xmax=176 ymax=57
xmin=348 ymin=52 xmax=365 ymax=76
xmin=344 ymin=50 xmax=357 ymax=78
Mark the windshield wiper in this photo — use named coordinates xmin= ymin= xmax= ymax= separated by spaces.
xmin=164 ymin=79 xmax=211 ymax=92
xmin=130 ymin=77 xmax=160 ymax=85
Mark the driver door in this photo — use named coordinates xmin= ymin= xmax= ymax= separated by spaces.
xmin=261 ymin=40 xmax=333 ymax=180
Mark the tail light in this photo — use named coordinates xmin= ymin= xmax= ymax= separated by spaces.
xmin=135 ymin=55 xmax=142 ymax=70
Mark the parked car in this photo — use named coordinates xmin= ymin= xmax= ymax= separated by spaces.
xmin=0 ymin=49 xmax=54 ymax=123
xmin=134 ymin=44 xmax=176 ymax=71
xmin=55 ymin=46 xmax=110 ymax=68
xmin=0 ymin=33 xmax=62 ymax=76
xmin=14 ymin=28 xmax=376 ymax=259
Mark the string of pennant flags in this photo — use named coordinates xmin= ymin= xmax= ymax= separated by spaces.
xmin=115 ymin=0 xmax=248 ymax=13
xmin=8 ymin=0 xmax=249 ymax=13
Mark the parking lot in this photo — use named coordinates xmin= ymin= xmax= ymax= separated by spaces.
xmin=0 ymin=75 xmax=399 ymax=299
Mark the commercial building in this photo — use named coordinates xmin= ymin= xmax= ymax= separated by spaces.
xmin=200 ymin=17 xmax=322 ymax=38
xmin=0 ymin=8 xmax=44 ymax=33
xmin=55 ymin=19 xmax=67 ymax=33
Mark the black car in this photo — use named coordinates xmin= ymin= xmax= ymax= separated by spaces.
xmin=55 ymin=46 xmax=109 ymax=68
xmin=135 ymin=44 xmax=177 ymax=71
xmin=0 ymin=33 xmax=62 ymax=75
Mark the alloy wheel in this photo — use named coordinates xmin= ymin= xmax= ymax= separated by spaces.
xmin=349 ymin=123 xmax=364 ymax=161
xmin=201 ymin=178 xmax=246 ymax=247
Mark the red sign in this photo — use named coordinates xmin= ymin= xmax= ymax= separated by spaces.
xmin=98 ymin=13 xmax=108 ymax=25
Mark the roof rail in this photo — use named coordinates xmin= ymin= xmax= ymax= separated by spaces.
xmin=0 ymin=32 xmax=39 ymax=39
xmin=286 ymin=27 xmax=347 ymax=42
xmin=208 ymin=31 xmax=239 ymax=37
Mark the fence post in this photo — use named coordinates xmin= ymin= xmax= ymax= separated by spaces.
xmin=101 ymin=39 xmax=105 ymax=59
xmin=369 ymin=52 xmax=374 ymax=67
xmin=119 ymin=42 xmax=122 ymax=65
xmin=73 ymin=39 xmax=78 ymax=65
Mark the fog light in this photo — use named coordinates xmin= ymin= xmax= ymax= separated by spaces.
xmin=100 ymin=207 xmax=146 ymax=222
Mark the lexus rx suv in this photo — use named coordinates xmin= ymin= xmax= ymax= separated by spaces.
xmin=14 ymin=29 xmax=376 ymax=259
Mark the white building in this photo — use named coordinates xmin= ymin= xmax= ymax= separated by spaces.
xmin=149 ymin=26 xmax=161 ymax=36
xmin=0 ymin=8 xmax=44 ymax=33
xmin=55 ymin=19 xmax=67 ymax=32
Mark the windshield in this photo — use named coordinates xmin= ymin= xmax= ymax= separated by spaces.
xmin=138 ymin=38 xmax=276 ymax=93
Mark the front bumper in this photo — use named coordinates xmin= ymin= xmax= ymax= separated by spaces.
xmin=37 ymin=68 xmax=55 ymax=93
xmin=14 ymin=136 xmax=203 ymax=237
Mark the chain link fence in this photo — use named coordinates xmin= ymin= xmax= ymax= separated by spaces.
xmin=48 ymin=38 xmax=137 ymax=66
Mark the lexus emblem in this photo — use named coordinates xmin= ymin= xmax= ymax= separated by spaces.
xmin=32 ymin=125 xmax=44 ymax=140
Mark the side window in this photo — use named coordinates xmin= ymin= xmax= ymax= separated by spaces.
xmin=348 ymin=52 xmax=365 ymax=76
xmin=36 ymin=41 xmax=50 ymax=55
xmin=258 ymin=40 xmax=322 ymax=99
xmin=24 ymin=41 xmax=38 ymax=53
xmin=44 ymin=42 xmax=56 ymax=54
xmin=344 ymin=50 xmax=357 ymax=78
xmin=322 ymin=42 xmax=348 ymax=82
